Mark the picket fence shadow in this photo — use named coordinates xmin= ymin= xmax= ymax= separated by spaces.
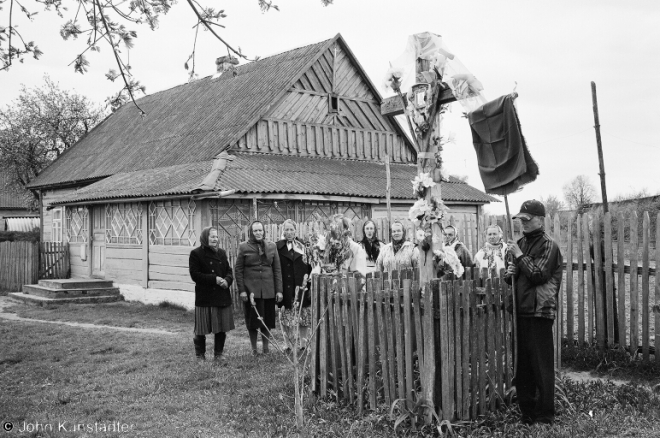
xmin=308 ymin=268 xmax=514 ymax=422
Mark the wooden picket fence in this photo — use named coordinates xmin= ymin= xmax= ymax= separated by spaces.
xmin=39 ymin=242 xmax=70 ymax=279
xmin=308 ymin=268 xmax=514 ymax=421
xmin=552 ymin=211 xmax=658 ymax=362
xmin=0 ymin=241 xmax=39 ymax=291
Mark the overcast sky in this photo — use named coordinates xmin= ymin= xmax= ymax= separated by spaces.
xmin=2 ymin=0 xmax=658 ymax=214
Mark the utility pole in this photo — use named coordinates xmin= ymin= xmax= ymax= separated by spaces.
xmin=591 ymin=81 xmax=609 ymax=213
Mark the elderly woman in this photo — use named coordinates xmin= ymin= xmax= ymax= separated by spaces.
xmin=189 ymin=227 xmax=234 ymax=362
xmin=235 ymin=220 xmax=283 ymax=355
xmin=474 ymin=224 xmax=508 ymax=277
xmin=276 ymin=219 xmax=312 ymax=351
xmin=376 ymin=220 xmax=419 ymax=273
xmin=327 ymin=215 xmax=367 ymax=277
xmin=359 ymin=220 xmax=386 ymax=274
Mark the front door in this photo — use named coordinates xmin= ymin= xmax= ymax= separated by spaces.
xmin=91 ymin=205 xmax=106 ymax=278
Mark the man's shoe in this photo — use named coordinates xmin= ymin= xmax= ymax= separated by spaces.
xmin=520 ymin=415 xmax=534 ymax=425
xmin=534 ymin=416 xmax=554 ymax=425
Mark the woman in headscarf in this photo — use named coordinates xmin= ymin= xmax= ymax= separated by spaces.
xmin=327 ymin=215 xmax=367 ymax=277
xmin=276 ymin=219 xmax=312 ymax=351
xmin=359 ymin=219 xmax=386 ymax=274
xmin=376 ymin=220 xmax=419 ymax=273
xmin=474 ymin=224 xmax=508 ymax=277
xmin=189 ymin=227 xmax=234 ymax=362
xmin=437 ymin=225 xmax=473 ymax=279
xmin=235 ymin=220 xmax=283 ymax=355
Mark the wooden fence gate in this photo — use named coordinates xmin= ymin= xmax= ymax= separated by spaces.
xmin=39 ymin=242 xmax=70 ymax=279
xmin=309 ymin=268 xmax=514 ymax=421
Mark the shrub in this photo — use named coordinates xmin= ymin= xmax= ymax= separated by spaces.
xmin=0 ymin=228 xmax=40 ymax=242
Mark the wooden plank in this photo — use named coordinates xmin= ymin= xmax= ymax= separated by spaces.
xmin=393 ymin=280 xmax=406 ymax=403
xmin=403 ymin=279 xmax=414 ymax=412
xmin=149 ymin=264 xmax=190 ymax=277
xmin=567 ymin=216 xmax=574 ymax=351
xmin=656 ymin=212 xmax=660 ymax=361
xmin=357 ymin=282 xmax=367 ymax=414
xmin=335 ymin=278 xmax=348 ymax=402
xmin=477 ymin=306 xmax=486 ymax=416
xmin=341 ymin=278 xmax=355 ymax=403
xmin=604 ymin=212 xmax=615 ymax=346
xmin=412 ymin=280 xmax=424 ymax=408
xmin=148 ymin=270 xmax=194 ymax=284
xmin=593 ymin=216 xmax=605 ymax=348
xmin=617 ymin=212 xmax=626 ymax=350
xmin=583 ymin=214 xmax=595 ymax=344
xmin=147 ymin=280 xmax=194 ymax=292
xmin=326 ymin=277 xmax=340 ymax=401
xmin=453 ymin=279 xmax=463 ymax=417
xmin=439 ymin=282 xmax=451 ymax=420
xmin=461 ymin=281 xmax=471 ymax=419
xmin=319 ymin=276 xmax=328 ymax=398
xmin=553 ymin=213 xmax=562 ymax=367
xmin=485 ymin=279 xmax=496 ymax=412
xmin=367 ymin=278 xmax=377 ymax=409
xmin=577 ymin=215 xmax=585 ymax=346
xmin=447 ymin=281 xmax=456 ymax=419
xmin=384 ymin=282 xmax=397 ymax=404
xmin=641 ymin=212 xmax=650 ymax=361
xmin=149 ymin=245 xmax=194 ymax=256
xmin=469 ymin=282 xmax=478 ymax=419
xmin=375 ymin=284 xmax=390 ymax=405
xmin=149 ymin=252 xmax=189 ymax=268
xmin=630 ymin=212 xmax=639 ymax=354
xmin=493 ymin=277 xmax=503 ymax=407
xmin=381 ymin=88 xmax=456 ymax=116
xmin=310 ymin=275 xmax=319 ymax=393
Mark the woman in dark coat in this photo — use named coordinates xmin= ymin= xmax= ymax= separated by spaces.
xmin=276 ymin=219 xmax=312 ymax=351
xmin=235 ymin=220 xmax=283 ymax=355
xmin=189 ymin=227 xmax=234 ymax=362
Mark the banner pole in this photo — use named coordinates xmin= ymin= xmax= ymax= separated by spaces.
xmin=505 ymin=194 xmax=518 ymax=379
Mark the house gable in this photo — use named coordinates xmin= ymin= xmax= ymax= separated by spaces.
xmin=229 ymin=36 xmax=416 ymax=164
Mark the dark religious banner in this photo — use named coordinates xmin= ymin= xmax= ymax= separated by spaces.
xmin=468 ymin=94 xmax=539 ymax=196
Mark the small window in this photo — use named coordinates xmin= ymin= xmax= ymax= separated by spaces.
xmin=328 ymin=93 xmax=339 ymax=114
xmin=52 ymin=207 xmax=63 ymax=243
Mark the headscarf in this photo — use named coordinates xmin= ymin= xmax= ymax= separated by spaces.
xmin=391 ymin=221 xmax=407 ymax=255
xmin=360 ymin=220 xmax=381 ymax=262
xmin=479 ymin=225 xmax=506 ymax=270
xmin=248 ymin=220 xmax=269 ymax=265
xmin=199 ymin=227 xmax=218 ymax=252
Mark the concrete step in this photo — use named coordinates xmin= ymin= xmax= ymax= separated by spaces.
xmin=38 ymin=279 xmax=114 ymax=289
xmin=22 ymin=284 xmax=120 ymax=299
xmin=8 ymin=292 xmax=122 ymax=307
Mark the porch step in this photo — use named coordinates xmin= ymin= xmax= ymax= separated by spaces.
xmin=8 ymin=292 xmax=122 ymax=307
xmin=22 ymin=284 xmax=120 ymax=299
xmin=38 ymin=279 xmax=114 ymax=289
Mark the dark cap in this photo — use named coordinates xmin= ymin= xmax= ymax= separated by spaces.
xmin=513 ymin=199 xmax=546 ymax=220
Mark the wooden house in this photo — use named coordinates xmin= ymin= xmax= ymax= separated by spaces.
xmin=27 ymin=34 xmax=496 ymax=305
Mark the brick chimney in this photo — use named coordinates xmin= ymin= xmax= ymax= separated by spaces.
xmin=213 ymin=55 xmax=239 ymax=78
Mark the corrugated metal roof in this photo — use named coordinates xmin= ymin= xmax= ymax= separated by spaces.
xmin=28 ymin=38 xmax=335 ymax=189
xmin=5 ymin=217 xmax=40 ymax=231
xmin=53 ymin=153 xmax=498 ymax=204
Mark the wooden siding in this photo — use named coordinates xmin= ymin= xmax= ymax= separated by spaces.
xmin=148 ymin=245 xmax=195 ymax=292
xmin=231 ymin=43 xmax=414 ymax=163
xmin=232 ymin=119 xmax=413 ymax=163
xmin=42 ymin=188 xmax=77 ymax=242
xmin=104 ymin=245 xmax=143 ymax=286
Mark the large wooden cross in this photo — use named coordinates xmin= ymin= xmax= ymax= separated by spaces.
xmin=381 ymin=58 xmax=457 ymax=286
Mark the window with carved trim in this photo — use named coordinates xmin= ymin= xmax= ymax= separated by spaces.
xmin=105 ymin=203 xmax=143 ymax=244
xmin=52 ymin=207 xmax=63 ymax=243
xmin=66 ymin=206 xmax=88 ymax=243
xmin=149 ymin=199 xmax=196 ymax=246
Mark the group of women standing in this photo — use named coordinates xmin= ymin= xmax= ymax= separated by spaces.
xmin=188 ymin=218 xmax=508 ymax=361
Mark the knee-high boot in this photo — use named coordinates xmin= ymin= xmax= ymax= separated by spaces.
xmin=193 ymin=335 xmax=206 ymax=360
xmin=214 ymin=332 xmax=227 ymax=359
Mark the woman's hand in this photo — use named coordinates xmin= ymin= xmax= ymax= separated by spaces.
xmin=240 ymin=292 xmax=248 ymax=302
xmin=249 ymin=293 xmax=256 ymax=306
xmin=216 ymin=277 xmax=227 ymax=288
xmin=276 ymin=292 xmax=283 ymax=303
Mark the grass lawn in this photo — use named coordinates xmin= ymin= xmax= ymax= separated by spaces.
xmin=1 ymin=300 xmax=660 ymax=437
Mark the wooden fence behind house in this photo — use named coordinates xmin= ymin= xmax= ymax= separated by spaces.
xmin=39 ymin=242 xmax=70 ymax=280
xmin=0 ymin=241 xmax=39 ymax=291
xmin=309 ymin=268 xmax=514 ymax=421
